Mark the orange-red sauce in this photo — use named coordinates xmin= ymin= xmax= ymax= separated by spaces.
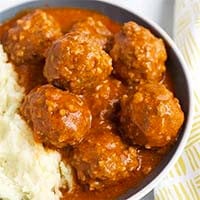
xmin=0 ymin=8 xmax=172 ymax=200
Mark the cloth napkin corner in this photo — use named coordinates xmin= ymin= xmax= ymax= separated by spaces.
xmin=155 ymin=0 xmax=200 ymax=199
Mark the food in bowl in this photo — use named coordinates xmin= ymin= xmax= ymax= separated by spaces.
xmin=0 ymin=7 xmax=184 ymax=200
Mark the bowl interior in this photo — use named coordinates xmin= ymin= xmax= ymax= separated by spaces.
xmin=0 ymin=1 xmax=191 ymax=200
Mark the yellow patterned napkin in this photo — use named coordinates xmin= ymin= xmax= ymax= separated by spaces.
xmin=155 ymin=0 xmax=200 ymax=199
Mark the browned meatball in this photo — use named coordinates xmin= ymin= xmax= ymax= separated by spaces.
xmin=120 ymin=83 xmax=184 ymax=148
xmin=21 ymin=84 xmax=91 ymax=148
xmin=71 ymin=129 xmax=138 ymax=190
xmin=71 ymin=17 xmax=113 ymax=50
xmin=3 ymin=9 xmax=62 ymax=64
xmin=110 ymin=21 xmax=167 ymax=84
xmin=84 ymin=78 xmax=125 ymax=119
xmin=44 ymin=32 xmax=113 ymax=94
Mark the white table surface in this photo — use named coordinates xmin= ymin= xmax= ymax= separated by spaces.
xmin=0 ymin=0 xmax=174 ymax=36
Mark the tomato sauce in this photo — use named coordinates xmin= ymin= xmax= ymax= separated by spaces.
xmin=0 ymin=8 xmax=172 ymax=200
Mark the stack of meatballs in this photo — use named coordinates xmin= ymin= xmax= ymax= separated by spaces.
xmin=3 ymin=10 xmax=184 ymax=191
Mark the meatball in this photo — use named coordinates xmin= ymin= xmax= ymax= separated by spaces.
xmin=71 ymin=129 xmax=138 ymax=190
xmin=110 ymin=21 xmax=167 ymax=84
xmin=71 ymin=17 xmax=113 ymax=50
xmin=3 ymin=9 xmax=62 ymax=64
xmin=21 ymin=84 xmax=91 ymax=148
xmin=120 ymin=83 xmax=184 ymax=148
xmin=44 ymin=32 xmax=113 ymax=94
xmin=84 ymin=78 xmax=125 ymax=120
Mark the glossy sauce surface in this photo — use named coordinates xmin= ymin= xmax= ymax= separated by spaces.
xmin=0 ymin=8 xmax=173 ymax=200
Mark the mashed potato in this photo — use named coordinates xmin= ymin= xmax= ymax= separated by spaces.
xmin=0 ymin=45 xmax=72 ymax=200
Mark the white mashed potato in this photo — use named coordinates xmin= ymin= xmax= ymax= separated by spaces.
xmin=0 ymin=45 xmax=73 ymax=200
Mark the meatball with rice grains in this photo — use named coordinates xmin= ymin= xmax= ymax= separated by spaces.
xmin=44 ymin=32 xmax=113 ymax=94
xmin=71 ymin=17 xmax=113 ymax=50
xmin=21 ymin=84 xmax=91 ymax=148
xmin=3 ymin=9 xmax=62 ymax=64
xmin=120 ymin=83 xmax=184 ymax=148
xmin=110 ymin=21 xmax=167 ymax=84
xmin=71 ymin=129 xmax=138 ymax=190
